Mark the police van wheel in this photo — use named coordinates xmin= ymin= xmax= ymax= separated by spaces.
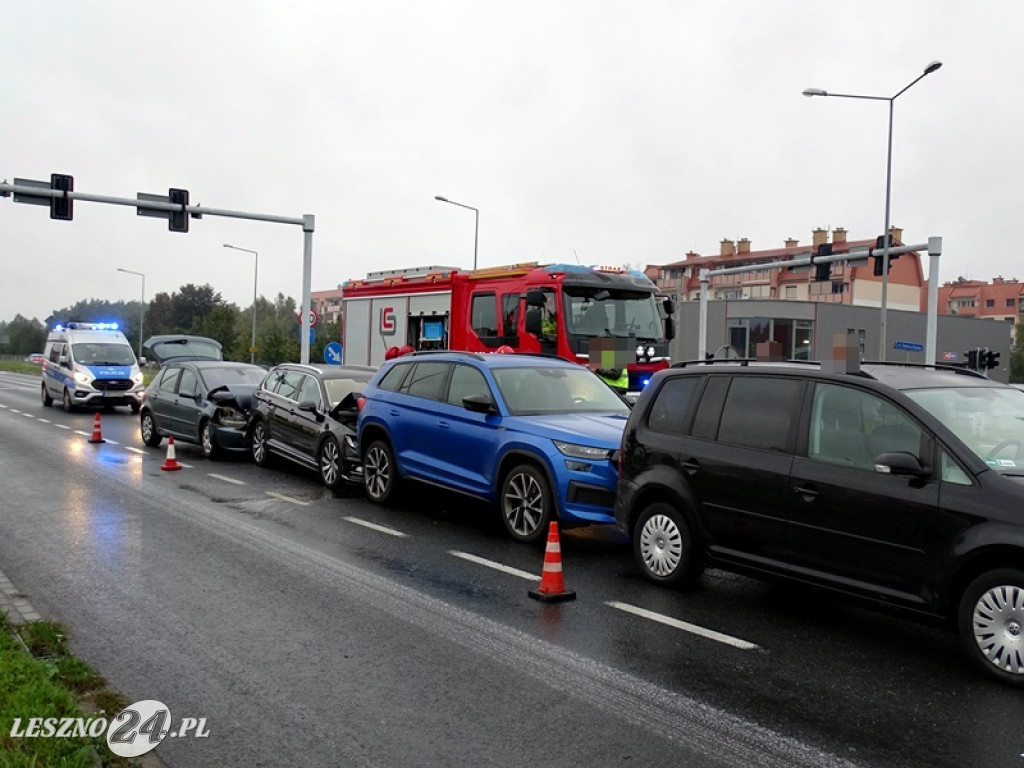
xmin=41 ymin=384 xmax=53 ymax=407
xmin=62 ymin=388 xmax=75 ymax=413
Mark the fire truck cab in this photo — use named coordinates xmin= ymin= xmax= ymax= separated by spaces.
xmin=341 ymin=262 xmax=676 ymax=396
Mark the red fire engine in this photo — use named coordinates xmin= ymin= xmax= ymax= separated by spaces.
xmin=341 ymin=262 xmax=676 ymax=395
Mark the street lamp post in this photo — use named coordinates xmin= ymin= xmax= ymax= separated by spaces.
xmin=434 ymin=195 xmax=479 ymax=270
xmin=116 ymin=268 xmax=146 ymax=359
xmin=223 ymin=243 xmax=259 ymax=363
xmin=803 ymin=60 xmax=942 ymax=361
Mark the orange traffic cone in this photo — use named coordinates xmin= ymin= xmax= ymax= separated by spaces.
xmin=528 ymin=522 xmax=576 ymax=602
xmin=88 ymin=413 xmax=105 ymax=444
xmin=160 ymin=436 xmax=182 ymax=472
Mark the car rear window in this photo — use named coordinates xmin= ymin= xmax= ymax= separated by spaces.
xmin=647 ymin=377 xmax=702 ymax=435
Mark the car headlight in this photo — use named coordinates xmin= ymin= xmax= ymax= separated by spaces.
xmin=646 ymin=345 xmax=656 ymax=358
xmin=215 ymin=407 xmax=247 ymax=428
xmin=635 ymin=343 xmax=645 ymax=357
xmin=132 ymin=372 xmax=144 ymax=384
xmin=553 ymin=440 xmax=613 ymax=460
xmin=73 ymin=370 xmax=93 ymax=384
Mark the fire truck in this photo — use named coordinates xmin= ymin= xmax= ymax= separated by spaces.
xmin=341 ymin=262 xmax=676 ymax=395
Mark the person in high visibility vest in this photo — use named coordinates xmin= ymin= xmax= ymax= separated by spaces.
xmin=595 ymin=367 xmax=628 ymax=394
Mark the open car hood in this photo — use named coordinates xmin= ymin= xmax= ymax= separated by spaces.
xmin=208 ymin=385 xmax=257 ymax=412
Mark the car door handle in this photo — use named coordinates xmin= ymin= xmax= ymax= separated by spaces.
xmin=793 ymin=485 xmax=820 ymax=500
xmin=438 ymin=421 xmax=450 ymax=429
xmin=388 ymin=409 xmax=400 ymax=417
xmin=680 ymin=458 xmax=700 ymax=475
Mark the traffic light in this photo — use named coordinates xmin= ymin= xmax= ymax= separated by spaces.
xmin=168 ymin=188 xmax=189 ymax=233
xmin=966 ymin=348 xmax=980 ymax=370
xmin=982 ymin=349 xmax=1001 ymax=370
xmin=814 ymin=243 xmax=832 ymax=282
xmin=50 ymin=174 xmax=73 ymax=220
xmin=872 ymin=234 xmax=900 ymax=276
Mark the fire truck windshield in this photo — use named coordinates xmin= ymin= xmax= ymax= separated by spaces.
xmin=563 ymin=289 xmax=664 ymax=341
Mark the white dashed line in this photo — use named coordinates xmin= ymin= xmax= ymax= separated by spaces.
xmin=124 ymin=447 xmax=145 ymax=454
xmin=10 ymin=409 xmax=21 ymax=414
xmin=21 ymin=413 xmax=34 ymax=418
xmin=208 ymin=473 xmax=245 ymax=485
xmin=0 ymin=404 xmax=7 ymax=408
xmin=265 ymin=491 xmax=308 ymax=506
xmin=343 ymin=517 xmax=408 ymax=537
xmin=37 ymin=418 xmax=50 ymax=424
xmin=177 ymin=462 xmax=194 ymax=468
xmin=74 ymin=430 xmax=90 ymax=436
xmin=104 ymin=438 xmax=119 ymax=445
xmin=606 ymin=601 xmax=759 ymax=650
xmin=448 ymin=551 xmax=536 ymax=581
xmin=56 ymin=424 xmax=70 ymax=430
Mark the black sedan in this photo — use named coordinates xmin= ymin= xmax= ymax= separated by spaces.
xmin=140 ymin=361 xmax=267 ymax=458
xmin=248 ymin=363 xmax=376 ymax=489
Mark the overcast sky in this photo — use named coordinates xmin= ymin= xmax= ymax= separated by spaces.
xmin=2 ymin=1 xmax=1021 ymax=324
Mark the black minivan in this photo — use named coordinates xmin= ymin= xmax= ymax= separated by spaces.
xmin=615 ymin=360 xmax=1024 ymax=685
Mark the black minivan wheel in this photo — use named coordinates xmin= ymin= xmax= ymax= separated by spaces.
xmin=958 ymin=568 xmax=1024 ymax=686
xmin=632 ymin=502 xmax=702 ymax=588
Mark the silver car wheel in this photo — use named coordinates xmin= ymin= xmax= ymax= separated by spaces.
xmin=638 ymin=513 xmax=683 ymax=578
xmin=201 ymin=422 xmax=214 ymax=457
xmin=972 ymin=584 xmax=1024 ymax=675
xmin=364 ymin=444 xmax=390 ymax=500
xmin=503 ymin=471 xmax=544 ymax=538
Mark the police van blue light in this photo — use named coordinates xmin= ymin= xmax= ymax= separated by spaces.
xmin=41 ymin=323 xmax=146 ymax=412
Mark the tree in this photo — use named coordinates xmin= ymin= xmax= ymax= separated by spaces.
xmin=198 ymin=305 xmax=242 ymax=359
xmin=1011 ymin=322 xmax=1024 ymax=383
xmin=171 ymin=284 xmax=224 ymax=333
xmin=0 ymin=315 xmax=47 ymax=355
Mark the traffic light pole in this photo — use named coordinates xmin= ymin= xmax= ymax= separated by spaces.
xmin=1 ymin=178 xmax=317 ymax=364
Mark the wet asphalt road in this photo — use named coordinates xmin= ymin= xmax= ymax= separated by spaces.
xmin=0 ymin=370 xmax=1022 ymax=767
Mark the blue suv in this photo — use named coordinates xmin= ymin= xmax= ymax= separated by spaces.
xmin=358 ymin=352 xmax=630 ymax=542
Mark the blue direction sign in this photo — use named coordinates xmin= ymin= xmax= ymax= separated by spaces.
xmin=308 ymin=327 xmax=316 ymax=345
xmin=324 ymin=342 xmax=342 ymax=365
xmin=894 ymin=340 xmax=923 ymax=352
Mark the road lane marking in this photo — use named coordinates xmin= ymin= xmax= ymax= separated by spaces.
xmin=448 ymin=551 xmax=536 ymax=581
xmin=606 ymin=601 xmax=759 ymax=651
xmin=37 ymin=418 xmax=50 ymax=423
xmin=343 ymin=517 xmax=408 ymax=537
xmin=10 ymin=409 xmax=21 ymax=414
xmin=56 ymin=424 xmax=70 ymax=430
xmin=124 ymin=447 xmax=145 ymax=454
xmin=20 ymin=413 xmax=34 ymax=418
xmin=265 ymin=491 xmax=308 ymax=506
xmin=75 ymin=430 xmax=90 ymax=436
xmin=0 ymin=404 xmax=7 ymax=408
xmin=208 ymin=473 xmax=245 ymax=485
xmin=104 ymin=438 xmax=119 ymax=444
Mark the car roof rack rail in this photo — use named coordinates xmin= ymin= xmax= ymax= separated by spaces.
xmin=859 ymin=360 xmax=990 ymax=379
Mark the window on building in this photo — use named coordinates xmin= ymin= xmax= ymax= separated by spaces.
xmin=785 ymin=285 xmax=797 ymax=299
xmin=986 ymin=299 xmax=995 ymax=308
xmin=1007 ymin=298 xmax=1016 ymax=308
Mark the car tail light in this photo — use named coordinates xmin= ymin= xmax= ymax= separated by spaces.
xmin=356 ymin=396 xmax=366 ymax=412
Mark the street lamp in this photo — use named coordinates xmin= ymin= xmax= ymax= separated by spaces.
xmin=223 ymin=243 xmax=259 ymax=364
xmin=116 ymin=268 xmax=146 ymax=359
xmin=434 ymin=195 xmax=479 ymax=270
xmin=803 ymin=60 xmax=942 ymax=361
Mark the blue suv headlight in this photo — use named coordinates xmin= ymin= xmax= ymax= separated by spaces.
xmin=553 ymin=440 xmax=613 ymax=460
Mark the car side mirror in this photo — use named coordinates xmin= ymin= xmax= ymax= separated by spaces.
xmin=873 ymin=451 xmax=930 ymax=478
xmin=462 ymin=393 xmax=497 ymax=414
xmin=139 ymin=356 xmax=147 ymax=366
xmin=525 ymin=307 xmax=542 ymax=336
xmin=297 ymin=400 xmax=320 ymax=413
xmin=664 ymin=317 xmax=676 ymax=341
xmin=59 ymin=355 xmax=69 ymax=365
xmin=663 ymin=298 xmax=676 ymax=316
xmin=525 ymin=289 xmax=546 ymax=308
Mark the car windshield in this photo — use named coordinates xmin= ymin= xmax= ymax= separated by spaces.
xmin=200 ymin=366 xmax=267 ymax=391
xmin=492 ymin=366 xmax=631 ymax=416
xmin=72 ymin=343 xmax=135 ymax=366
xmin=905 ymin=385 xmax=1024 ymax=473
xmin=563 ymin=288 xmax=664 ymax=342
xmin=324 ymin=374 xmax=373 ymax=408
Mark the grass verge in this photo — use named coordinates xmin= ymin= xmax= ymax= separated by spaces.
xmin=0 ymin=613 xmax=132 ymax=767
xmin=0 ymin=362 xmax=42 ymax=375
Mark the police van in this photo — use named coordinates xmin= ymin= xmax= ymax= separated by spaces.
xmin=41 ymin=323 xmax=146 ymax=412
